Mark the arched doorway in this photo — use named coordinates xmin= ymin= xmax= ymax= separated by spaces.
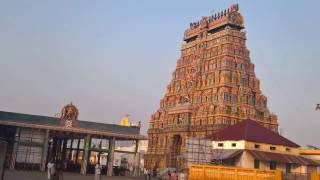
xmin=169 ymin=135 xmax=182 ymax=168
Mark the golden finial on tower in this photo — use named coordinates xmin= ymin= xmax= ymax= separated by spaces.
xmin=120 ymin=114 xmax=131 ymax=126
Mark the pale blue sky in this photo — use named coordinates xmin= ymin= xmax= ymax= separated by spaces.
xmin=0 ymin=0 xmax=319 ymax=146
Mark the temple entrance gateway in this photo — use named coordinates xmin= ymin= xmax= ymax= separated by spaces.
xmin=169 ymin=135 xmax=182 ymax=168
xmin=87 ymin=151 xmax=108 ymax=174
xmin=48 ymin=132 xmax=85 ymax=173
xmin=145 ymin=3 xmax=279 ymax=172
xmin=87 ymin=137 xmax=110 ymax=174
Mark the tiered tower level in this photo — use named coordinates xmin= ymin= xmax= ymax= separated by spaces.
xmin=145 ymin=4 xmax=279 ymax=170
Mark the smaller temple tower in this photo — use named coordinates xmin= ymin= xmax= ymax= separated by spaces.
xmin=120 ymin=115 xmax=131 ymax=126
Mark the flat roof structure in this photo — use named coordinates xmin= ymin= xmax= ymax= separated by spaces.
xmin=0 ymin=104 xmax=146 ymax=176
xmin=0 ymin=111 xmax=145 ymax=140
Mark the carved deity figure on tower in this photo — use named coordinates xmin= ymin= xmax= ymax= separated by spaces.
xmin=60 ymin=102 xmax=78 ymax=120
xmin=60 ymin=102 xmax=79 ymax=128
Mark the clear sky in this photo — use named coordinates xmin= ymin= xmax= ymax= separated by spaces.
xmin=0 ymin=0 xmax=319 ymax=147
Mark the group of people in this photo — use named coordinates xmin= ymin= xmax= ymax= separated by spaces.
xmin=48 ymin=161 xmax=178 ymax=180
xmin=143 ymin=168 xmax=152 ymax=179
xmin=47 ymin=160 xmax=102 ymax=180
xmin=165 ymin=170 xmax=178 ymax=180
xmin=143 ymin=168 xmax=178 ymax=180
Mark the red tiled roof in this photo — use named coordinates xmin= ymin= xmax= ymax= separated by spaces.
xmin=207 ymin=120 xmax=300 ymax=148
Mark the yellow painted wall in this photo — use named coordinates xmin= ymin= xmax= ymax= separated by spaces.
xmin=236 ymin=150 xmax=254 ymax=168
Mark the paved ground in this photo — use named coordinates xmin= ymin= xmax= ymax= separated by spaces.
xmin=4 ymin=170 xmax=145 ymax=180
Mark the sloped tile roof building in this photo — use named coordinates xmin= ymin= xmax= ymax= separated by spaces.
xmin=207 ymin=120 xmax=299 ymax=148
xmin=208 ymin=120 xmax=319 ymax=174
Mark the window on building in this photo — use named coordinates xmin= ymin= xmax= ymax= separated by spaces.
xmin=72 ymin=139 xmax=79 ymax=149
xmin=115 ymin=140 xmax=136 ymax=152
xmin=91 ymin=138 xmax=109 ymax=150
xmin=67 ymin=139 xmax=72 ymax=148
xmin=286 ymin=148 xmax=291 ymax=152
xmin=90 ymin=138 xmax=101 ymax=149
xmin=286 ymin=163 xmax=291 ymax=173
xmin=254 ymin=144 xmax=260 ymax=149
xmin=270 ymin=146 xmax=276 ymax=151
xmin=218 ymin=143 xmax=223 ymax=147
xmin=241 ymin=78 xmax=248 ymax=86
xmin=232 ymin=143 xmax=236 ymax=147
xmin=16 ymin=146 xmax=42 ymax=165
xmin=270 ymin=161 xmax=277 ymax=170
xmin=19 ymin=128 xmax=45 ymax=143
xmin=79 ymin=139 xmax=85 ymax=149
xmin=254 ymin=159 xmax=260 ymax=169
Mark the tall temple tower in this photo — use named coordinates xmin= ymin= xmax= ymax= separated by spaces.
xmin=145 ymin=4 xmax=279 ymax=171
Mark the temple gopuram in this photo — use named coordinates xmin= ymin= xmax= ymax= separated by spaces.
xmin=145 ymin=4 xmax=279 ymax=171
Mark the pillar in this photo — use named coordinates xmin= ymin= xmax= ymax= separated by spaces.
xmin=80 ymin=134 xmax=90 ymax=175
xmin=61 ymin=138 xmax=67 ymax=164
xmin=40 ymin=129 xmax=50 ymax=171
xmin=107 ymin=137 xmax=115 ymax=176
xmin=133 ymin=139 xmax=140 ymax=176
xmin=9 ymin=127 xmax=20 ymax=170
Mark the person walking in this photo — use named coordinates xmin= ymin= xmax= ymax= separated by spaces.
xmin=55 ymin=161 xmax=63 ymax=180
xmin=143 ymin=168 xmax=148 ymax=180
xmin=94 ymin=164 xmax=101 ymax=180
xmin=165 ymin=170 xmax=171 ymax=180
xmin=47 ymin=160 xmax=55 ymax=180
xmin=171 ymin=171 xmax=178 ymax=180
xmin=147 ymin=169 xmax=151 ymax=180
